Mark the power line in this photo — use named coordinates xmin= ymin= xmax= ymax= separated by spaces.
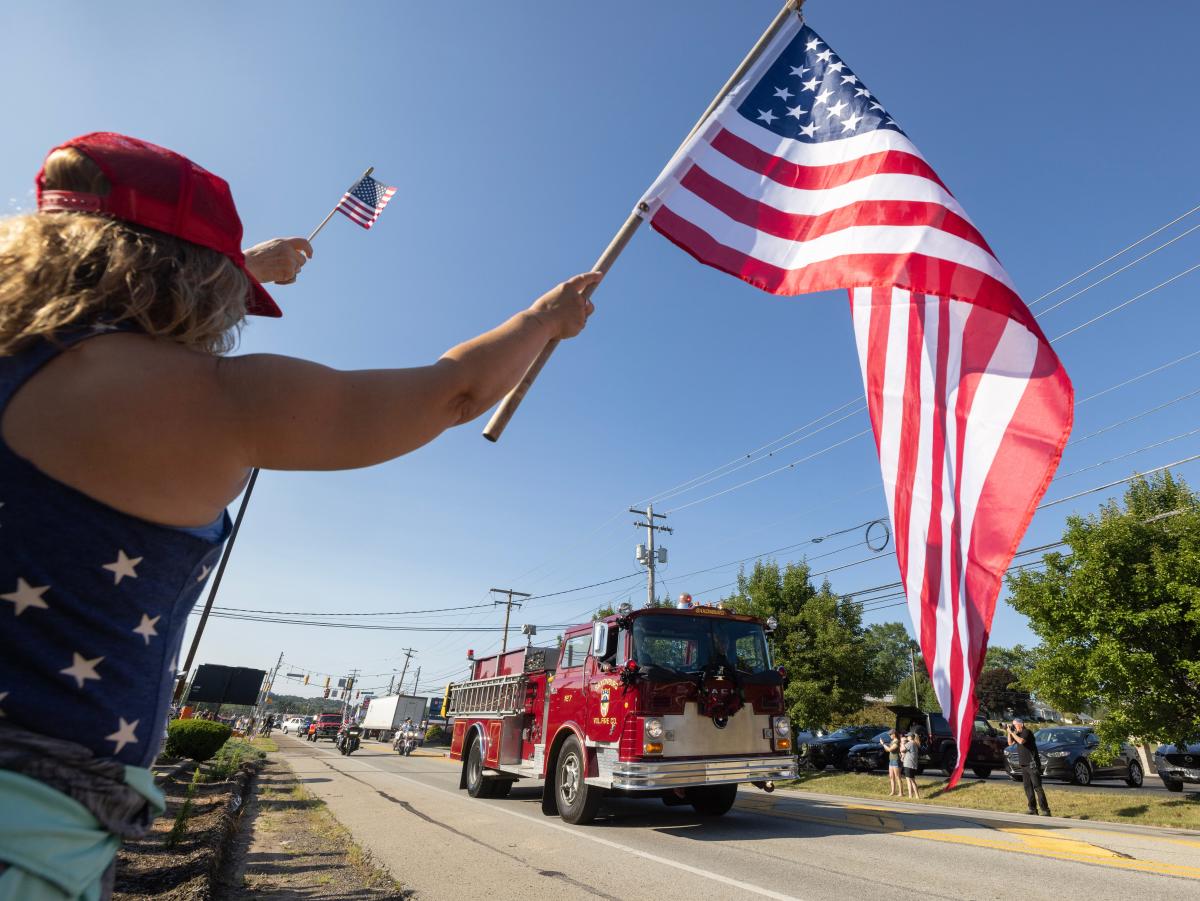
xmin=1038 ymin=452 xmax=1200 ymax=509
xmin=1052 ymin=261 xmax=1200 ymax=342
xmin=211 ymin=601 xmax=495 ymax=617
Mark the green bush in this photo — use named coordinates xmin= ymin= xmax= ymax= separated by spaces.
xmin=165 ymin=719 xmax=232 ymax=762
xmin=204 ymin=738 xmax=266 ymax=781
xmin=425 ymin=724 xmax=444 ymax=743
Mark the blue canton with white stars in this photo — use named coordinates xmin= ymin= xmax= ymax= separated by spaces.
xmin=350 ymin=176 xmax=388 ymax=209
xmin=736 ymin=23 xmax=903 ymax=143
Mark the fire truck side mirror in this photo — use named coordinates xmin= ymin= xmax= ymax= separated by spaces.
xmin=591 ymin=621 xmax=609 ymax=660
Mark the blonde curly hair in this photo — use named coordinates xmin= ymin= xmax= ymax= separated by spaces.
xmin=0 ymin=148 xmax=248 ymax=355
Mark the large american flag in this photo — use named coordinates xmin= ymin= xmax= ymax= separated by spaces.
xmin=640 ymin=15 xmax=1073 ymax=786
xmin=336 ymin=174 xmax=397 ymax=229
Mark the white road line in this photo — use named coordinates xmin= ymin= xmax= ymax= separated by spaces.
xmin=291 ymin=740 xmax=805 ymax=901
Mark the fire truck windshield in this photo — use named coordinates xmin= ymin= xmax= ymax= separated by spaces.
xmin=631 ymin=614 xmax=772 ymax=675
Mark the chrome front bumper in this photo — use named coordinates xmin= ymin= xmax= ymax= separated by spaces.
xmin=609 ymin=754 xmax=797 ymax=790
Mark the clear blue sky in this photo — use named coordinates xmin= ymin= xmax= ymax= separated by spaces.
xmin=3 ymin=1 xmax=1198 ymax=701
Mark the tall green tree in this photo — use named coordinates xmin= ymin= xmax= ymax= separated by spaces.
xmin=1007 ymin=471 xmax=1200 ymax=749
xmin=976 ymin=666 xmax=1031 ymax=717
xmin=983 ymin=644 xmax=1037 ymax=680
xmin=862 ymin=621 xmax=915 ymax=696
xmin=723 ymin=559 xmax=874 ymax=730
xmin=891 ymin=646 xmax=940 ymax=712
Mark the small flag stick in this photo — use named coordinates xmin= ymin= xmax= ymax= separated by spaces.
xmin=482 ymin=0 xmax=805 ymax=442
xmin=308 ymin=166 xmax=375 ymax=242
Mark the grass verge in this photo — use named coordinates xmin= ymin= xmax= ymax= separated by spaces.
xmin=781 ymin=771 xmax=1200 ymax=830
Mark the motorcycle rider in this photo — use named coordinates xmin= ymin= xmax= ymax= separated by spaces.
xmin=394 ymin=717 xmax=417 ymax=755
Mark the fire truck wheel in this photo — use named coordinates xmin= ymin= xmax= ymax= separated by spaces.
xmin=465 ymin=740 xmax=495 ymax=798
xmin=686 ymin=784 xmax=738 ymax=817
xmin=555 ymin=736 xmax=601 ymax=825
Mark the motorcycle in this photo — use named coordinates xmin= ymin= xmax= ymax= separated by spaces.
xmin=393 ymin=725 xmax=418 ymax=756
xmin=336 ymin=724 xmax=362 ymax=756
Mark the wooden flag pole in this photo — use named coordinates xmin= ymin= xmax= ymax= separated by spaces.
xmin=482 ymin=0 xmax=805 ymax=442
xmin=173 ymin=165 xmax=375 ymax=702
xmin=308 ymin=166 xmax=375 ymax=242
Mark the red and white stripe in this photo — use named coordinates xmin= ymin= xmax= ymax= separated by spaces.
xmin=642 ymin=15 xmax=1073 ymax=786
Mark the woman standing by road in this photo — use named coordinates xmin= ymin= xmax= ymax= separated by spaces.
xmin=0 ymin=132 xmax=598 ymax=900
xmin=880 ymin=729 xmax=902 ymax=796
xmin=901 ymin=731 xmax=922 ymax=799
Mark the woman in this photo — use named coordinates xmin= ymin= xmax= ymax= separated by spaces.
xmin=0 ymin=132 xmax=597 ymax=900
xmin=900 ymin=731 xmax=922 ymax=800
xmin=880 ymin=728 xmax=901 ymax=797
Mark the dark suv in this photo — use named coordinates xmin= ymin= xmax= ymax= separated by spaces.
xmin=1003 ymin=726 xmax=1143 ymax=786
xmin=1154 ymin=742 xmax=1200 ymax=792
xmin=890 ymin=706 xmax=1006 ymax=778
xmin=804 ymin=724 xmax=889 ymax=770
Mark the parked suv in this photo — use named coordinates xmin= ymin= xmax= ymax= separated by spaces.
xmin=1154 ymin=742 xmax=1200 ymax=792
xmin=804 ymin=725 xmax=889 ymax=770
xmin=845 ymin=730 xmax=894 ymax=772
xmin=1003 ymin=726 xmax=1143 ymax=786
xmin=890 ymin=705 xmax=1006 ymax=778
xmin=310 ymin=713 xmax=344 ymax=741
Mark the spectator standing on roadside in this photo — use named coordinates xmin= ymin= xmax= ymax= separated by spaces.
xmin=880 ymin=729 xmax=901 ymax=797
xmin=900 ymin=731 xmax=921 ymax=799
xmin=1007 ymin=717 xmax=1051 ymax=816
xmin=0 ymin=132 xmax=598 ymax=901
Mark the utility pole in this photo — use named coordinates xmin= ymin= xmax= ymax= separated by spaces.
xmin=631 ymin=504 xmax=672 ymax=607
xmin=490 ymin=588 xmax=531 ymax=655
xmin=396 ymin=648 xmax=416 ymax=696
xmin=909 ymin=642 xmax=921 ymax=708
xmin=341 ymin=668 xmax=359 ymax=720
xmin=387 ymin=671 xmax=396 ymax=695
xmin=256 ymin=651 xmax=284 ymax=721
xmin=410 ymin=666 xmax=421 ymax=696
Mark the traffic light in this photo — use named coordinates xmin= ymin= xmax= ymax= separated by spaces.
xmin=323 ymin=688 xmax=330 ymax=698
xmin=324 ymin=676 xmax=330 ymax=689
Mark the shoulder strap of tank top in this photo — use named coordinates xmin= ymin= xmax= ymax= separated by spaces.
xmin=0 ymin=325 xmax=139 ymax=407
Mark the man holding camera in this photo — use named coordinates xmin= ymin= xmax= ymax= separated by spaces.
xmin=1007 ymin=717 xmax=1051 ymax=816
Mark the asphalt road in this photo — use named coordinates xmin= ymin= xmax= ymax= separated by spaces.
xmin=275 ymin=735 xmax=1200 ymax=900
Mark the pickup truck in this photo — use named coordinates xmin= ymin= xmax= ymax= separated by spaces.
xmin=309 ymin=713 xmax=344 ymax=741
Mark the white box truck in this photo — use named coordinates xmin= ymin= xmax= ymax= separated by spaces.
xmin=360 ymin=694 xmax=426 ymax=740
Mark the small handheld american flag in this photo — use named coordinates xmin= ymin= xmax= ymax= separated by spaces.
xmin=336 ymin=174 xmax=396 ymax=230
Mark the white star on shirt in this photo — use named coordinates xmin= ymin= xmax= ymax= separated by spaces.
xmin=785 ymin=104 xmax=807 ymax=119
xmin=827 ymin=61 xmax=846 ymax=74
xmin=773 ymin=86 xmax=793 ymax=101
xmin=2 ymin=578 xmax=50 ymax=616
xmin=197 ymin=564 xmax=212 ymax=583
xmin=814 ymin=89 xmax=833 ymax=107
xmin=799 ymin=121 xmax=818 ymax=138
xmin=103 ymin=550 xmax=143 ymax=585
xmin=133 ymin=613 xmax=161 ymax=645
xmin=805 ymin=37 xmax=821 ymax=52
xmin=756 ymin=109 xmax=778 ymax=125
xmin=789 ymin=65 xmax=810 ymax=78
xmin=106 ymin=718 xmax=140 ymax=754
xmin=840 ymin=74 xmax=859 ymax=86
xmin=841 ymin=112 xmax=864 ymax=132
xmin=61 ymin=653 xmax=104 ymax=689
xmin=801 ymin=77 xmax=820 ymax=93
xmin=827 ymin=99 xmax=848 ymax=118
xmin=815 ymin=49 xmax=833 ymax=62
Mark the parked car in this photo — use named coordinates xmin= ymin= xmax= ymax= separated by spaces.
xmin=890 ymin=706 xmax=1006 ymax=778
xmin=1003 ymin=726 xmax=1143 ymax=786
xmin=1152 ymin=742 xmax=1200 ymax=792
xmin=804 ymin=725 xmax=888 ymax=770
xmin=845 ymin=730 xmax=894 ymax=772
xmin=281 ymin=716 xmax=306 ymax=734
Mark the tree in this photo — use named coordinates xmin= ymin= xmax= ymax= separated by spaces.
xmin=862 ymin=621 xmax=914 ymax=696
xmin=983 ymin=644 xmax=1037 ymax=680
xmin=891 ymin=647 xmax=940 ymax=713
xmin=723 ymin=559 xmax=875 ymax=729
xmin=1007 ymin=471 xmax=1200 ymax=750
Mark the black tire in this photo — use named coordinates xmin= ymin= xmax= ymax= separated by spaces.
xmin=941 ymin=748 xmax=958 ymax=777
xmin=1163 ymin=778 xmax=1184 ymax=793
xmin=688 ymin=784 xmax=739 ymax=817
xmin=972 ymin=768 xmax=992 ymax=779
xmin=1125 ymin=760 xmax=1143 ymax=788
xmin=466 ymin=740 xmax=495 ymax=799
xmin=1072 ymin=759 xmax=1091 ymax=786
xmin=555 ymin=736 xmax=601 ymax=825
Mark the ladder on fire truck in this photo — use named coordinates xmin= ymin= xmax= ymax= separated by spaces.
xmin=446 ymin=674 xmax=526 ymax=717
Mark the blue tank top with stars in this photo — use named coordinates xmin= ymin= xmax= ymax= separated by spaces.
xmin=0 ymin=329 xmax=230 ymax=768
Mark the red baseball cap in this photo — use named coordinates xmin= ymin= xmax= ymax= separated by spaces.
xmin=35 ymin=132 xmax=280 ymax=317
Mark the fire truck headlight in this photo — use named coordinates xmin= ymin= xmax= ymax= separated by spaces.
xmin=645 ymin=718 xmax=665 ymax=740
xmin=771 ymin=716 xmax=792 ymax=750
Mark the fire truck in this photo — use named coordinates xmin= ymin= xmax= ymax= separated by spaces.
xmin=446 ymin=603 xmax=796 ymax=824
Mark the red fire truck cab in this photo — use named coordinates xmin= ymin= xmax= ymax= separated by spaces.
xmin=447 ymin=605 xmax=796 ymax=824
